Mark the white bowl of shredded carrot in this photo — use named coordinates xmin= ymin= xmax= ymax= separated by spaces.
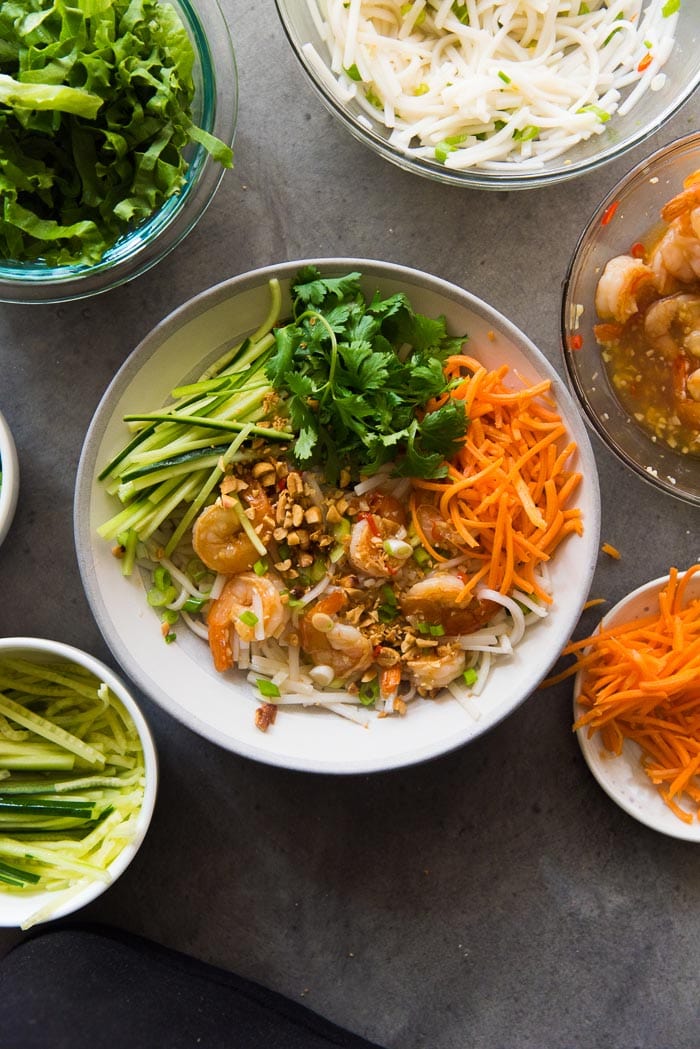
xmin=0 ymin=638 xmax=158 ymax=930
xmin=567 ymin=565 xmax=700 ymax=840
xmin=75 ymin=259 xmax=601 ymax=774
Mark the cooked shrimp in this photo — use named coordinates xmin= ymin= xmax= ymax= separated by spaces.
xmin=400 ymin=574 xmax=497 ymax=636
xmin=192 ymin=486 xmax=272 ymax=575
xmin=594 ymin=255 xmax=657 ymax=323
xmin=649 ymin=172 xmax=700 ymax=294
xmin=299 ymin=590 xmax=373 ymax=681
xmin=414 ymin=500 xmax=462 ymax=555
xmin=348 ymin=494 xmax=411 ymax=578
xmin=644 ymin=294 xmax=700 ymax=360
xmin=406 ymin=643 xmax=466 ymax=693
xmin=672 ymin=357 xmax=700 ymax=429
xmin=688 ymin=369 xmax=700 ymax=402
xmin=207 ymin=572 xmax=289 ymax=672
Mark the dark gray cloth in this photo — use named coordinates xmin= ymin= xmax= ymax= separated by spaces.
xmin=0 ymin=925 xmax=386 ymax=1049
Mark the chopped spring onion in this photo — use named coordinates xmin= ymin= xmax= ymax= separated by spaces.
xmin=256 ymin=679 xmax=281 ymax=699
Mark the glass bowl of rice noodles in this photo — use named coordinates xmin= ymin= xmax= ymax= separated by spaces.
xmin=76 ymin=258 xmax=601 ymax=774
xmin=274 ymin=0 xmax=700 ymax=190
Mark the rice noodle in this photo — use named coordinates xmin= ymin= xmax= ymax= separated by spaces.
xmin=304 ymin=0 xmax=680 ymax=170
xmin=476 ymin=587 xmax=526 ymax=646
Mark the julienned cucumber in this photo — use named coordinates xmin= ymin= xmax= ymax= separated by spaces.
xmin=97 ymin=280 xmax=289 ymax=550
xmin=0 ymin=656 xmax=146 ymax=928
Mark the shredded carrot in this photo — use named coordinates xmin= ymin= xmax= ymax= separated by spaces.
xmin=602 ymin=542 xmax=621 ymax=560
xmin=583 ymin=598 xmax=606 ymax=610
xmin=551 ymin=565 xmax=700 ymax=824
xmin=413 ymin=357 xmax=582 ymax=600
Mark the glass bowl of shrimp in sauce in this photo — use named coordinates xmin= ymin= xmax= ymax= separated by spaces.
xmin=562 ymin=131 xmax=700 ymax=507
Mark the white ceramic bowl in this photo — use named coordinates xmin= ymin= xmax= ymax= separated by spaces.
xmin=0 ymin=638 xmax=158 ymax=929
xmin=575 ymin=570 xmax=700 ymax=841
xmin=75 ymin=259 xmax=601 ymax=774
xmin=0 ymin=411 xmax=19 ymax=548
xmin=275 ymin=0 xmax=700 ymax=190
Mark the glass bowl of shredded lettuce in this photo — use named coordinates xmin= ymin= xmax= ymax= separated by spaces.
xmin=0 ymin=637 xmax=158 ymax=930
xmin=0 ymin=0 xmax=237 ymax=303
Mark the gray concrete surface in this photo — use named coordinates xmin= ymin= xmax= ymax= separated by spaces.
xmin=1 ymin=2 xmax=699 ymax=1046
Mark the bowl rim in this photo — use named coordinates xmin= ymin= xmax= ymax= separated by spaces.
xmin=0 ymin=636 xmax=158 ymax=929
xmin=573 ymin=568 xmax=700 ymax=841
xmin=560 ymin=130 xmax=700 ymax=508
xmin=0 ymin=0 xmax=238 ymax=304
xmin=74 ymin=257 xmax=602 ymax=774
xmin=273 ymin=0 xmax=700 ymax=190
xmin=0 ymin=410 xmax=20 ymax=548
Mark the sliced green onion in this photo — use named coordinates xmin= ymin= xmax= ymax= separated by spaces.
xmin=153 ymin=565 xmax=171 ymax=591
xmin=146 ymin=585 xmax=177 ymax=607
xmin=451 ymin=1 xmax=469 ymax=24
xmin=513 ymin=125 xmax=539 ymax=141
xmin=257 ymin=679 xmax=280 ymax=699
xmin=359 ymin=678 xmax=379 ymax=706
xmin=577 ymin=103 xmax=610 ymax=123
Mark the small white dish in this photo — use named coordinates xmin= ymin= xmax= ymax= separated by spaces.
xmin=75 ymin=259 xmax=601 ymax=774
xmin=575 ymin=571 xmax=700 ymax=842
xmin=0 ymin=410 xmax=19 ymax=547
xmin=0 ymin=637 xmax=158 ymax=929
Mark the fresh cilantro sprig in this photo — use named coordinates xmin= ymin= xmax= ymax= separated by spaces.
xmin=265 ymin=267 xmax=468 ymax=484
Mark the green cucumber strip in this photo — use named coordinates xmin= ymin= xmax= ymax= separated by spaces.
xmin=0 ymin=694 xmax=105 ymax=768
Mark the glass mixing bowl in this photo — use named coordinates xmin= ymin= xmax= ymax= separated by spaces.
xmin=561 ymin=131 xmax=700 ymax=507
xmin=0 ymin=0 xmax=237 ymax=304
xmin=274 ymin=0 xmax=700 ymax=191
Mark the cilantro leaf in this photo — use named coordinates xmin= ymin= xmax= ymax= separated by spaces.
xmin=265 ymin=269 xmax=470 ymax=483
xmin=292 ymin=268 xmax=363 ymax=309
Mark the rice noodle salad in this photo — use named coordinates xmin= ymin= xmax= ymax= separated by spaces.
xmin=300 ymin=0 xmax=681 ymax=171
xmin=98 ymin=269 xmax=584 ymax=730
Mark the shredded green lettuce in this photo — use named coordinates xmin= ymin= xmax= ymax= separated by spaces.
xmin=0 ymin=0 xmax=234 ymax=267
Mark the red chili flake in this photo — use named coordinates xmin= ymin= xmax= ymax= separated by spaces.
xmin=601 ymin=200 xmax=619 ymax=226
xmin=637 ymin=53 xmax=653 ymax=73
xmin=630 ymin=241 xmax=646 ymax=259
xmin=277 ymin=477 xmax=287 ymax=491
xmin=569 ymin=333 xmax=583 ymax=351
xmin=357 ymin=511 xmax=380 ymax=536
